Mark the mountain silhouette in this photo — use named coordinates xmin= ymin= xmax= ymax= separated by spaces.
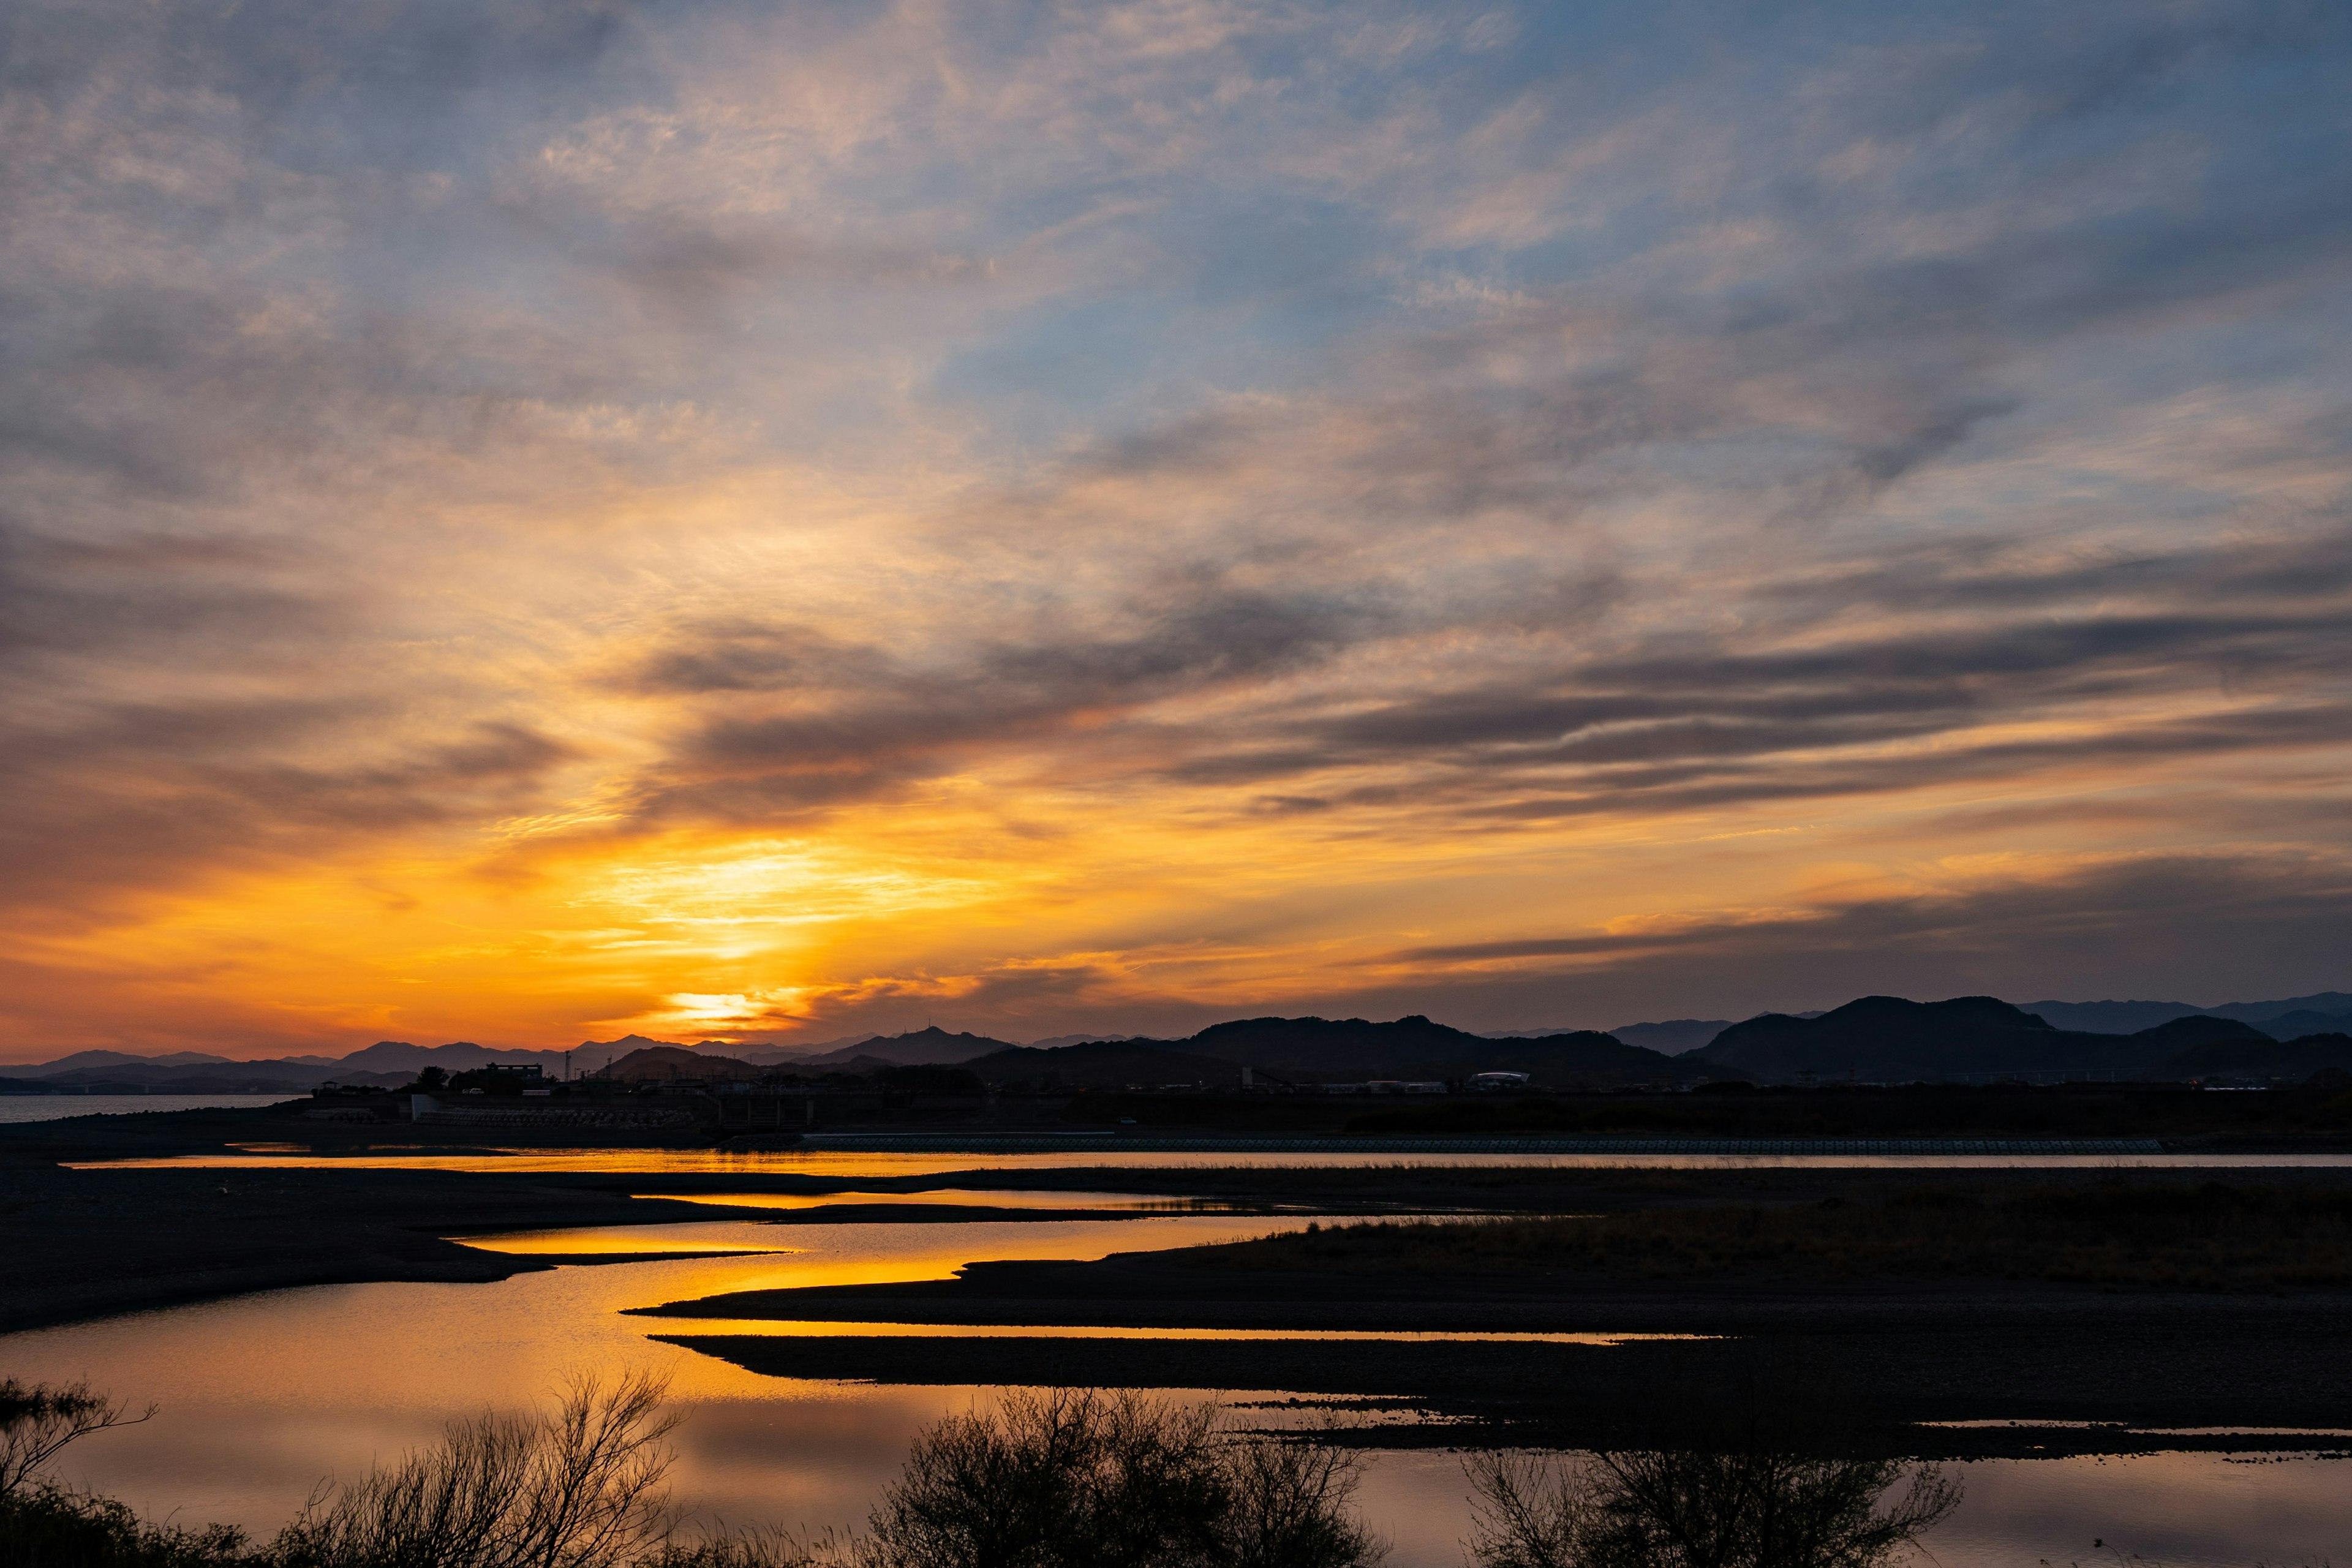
xmin=1175 ymin=1014 xmax=1647 ymax=1078
xmin=801 ymin=1027 xmax=1019 ymax=1067
xmin=2146 ymin=1031 xmax=2352 ymax=1082
xmin=2007 ymin=993 xmax=2352 ymax=1037
xmin=956 ymin=1015 xmax=1676 ymax=1088
xmin=0 ymin=1048 xmax=233 ymax=1072
xmin=2245 ymin=1008 xmax=2352 ymax=1041
xmin=8 ymin=989 xmax=2345 ymax=1092
xmin=341 ymin=1039 xmax=560 ymax=1071
xmin=1601 ymin=1019 xmax=1732 ymax=1055
xmin=1691 ymin=996 xmax=2275 ymax=1082
xmin=599 ymin=1045 xmax=760 ymax=1082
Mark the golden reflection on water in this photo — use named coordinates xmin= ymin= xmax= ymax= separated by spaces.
xmin=648 ymin=1319 xmax=1708 ymax=1344
xmin=641 ymin=1189 xmax=1241 ymax=1212
xmin=450 ymin=1229 xmax=802 ymax=1255
xmin=68 ymin=1147 xmax=2352 ymax=1174
xmin=453 ymin=1216 xmax=1317 ymax=1292
xmin=0 ymin=1216 xmax=1324 ymax=1437
xmin=1 ymin=1212 xmax=2348 ymax=1567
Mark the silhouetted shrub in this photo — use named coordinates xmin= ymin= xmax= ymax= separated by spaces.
xmin=859 ymin=1389 xmax=1381 ymax=1568
xmin=0 ymin=1486 xmax=251 ymax=1568
xmin=270 ymin=1374 xmax=682 ymax=1568
xmin=1 ymin=1379 xmax=154 ymax=1504
xmin=1465 ymin=1447 xmax=1956 ymax=1568
xmin=0 ymin=1379 xmax=240 ymax=1567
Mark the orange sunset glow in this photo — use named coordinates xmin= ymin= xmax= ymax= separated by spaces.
xmin=6 ymin=2 xmax=2350 ymax=1058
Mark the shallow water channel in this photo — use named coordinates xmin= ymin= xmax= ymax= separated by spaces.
xmin=75 ymin=1143 xmax=2352 ymax=1174
xmin=5 ymin=1194 xmax=2346 ymax=1566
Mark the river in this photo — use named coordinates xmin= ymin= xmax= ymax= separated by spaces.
xmin=4 ymin=1192 xmax=2346 ymax=1565
xmin=69 ymin=1142 xmax=2352 ymax=1173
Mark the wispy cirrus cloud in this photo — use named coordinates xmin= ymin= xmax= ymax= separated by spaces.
xmin=2 ymin=0 xmax=2348 ymax=1050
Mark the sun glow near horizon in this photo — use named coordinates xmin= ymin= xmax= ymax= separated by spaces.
xmin=4 ymin=0 xmax=2351 ymax=1057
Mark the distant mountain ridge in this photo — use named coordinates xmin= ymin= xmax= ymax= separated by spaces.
xmin=1685 ymin=996 xmax=2328 ymax=1084
xmin=799 ymin=1027 xmax=1017 ymax=1068
xmin=6 ymin=985 xmax=2346 ymax=1090
xmin=1171 ymin=1015 xmax=1641 ymax=1080
xmin=1482 ymin=1023 xmax=1747 ymax=1048
xmin=1507 ymin=991 xmax=2352 ymax=1057
xmin=1599 ymin=1020 xmax=1733 ymax=1056
xmin=13 ymin=1049 xmax=238 ymax=1072
xmin=952 ymin=1015 xmax=1675 ymax=1090
xmin=737 ymin=1034 xmax=881 ymax=1063
xmin=601 ymin=1046 xmax=760 ymax=1082
xmin=10 ymin=1039 xmax=580 ymax=1091
xmin=2016 ymin=993 xmax=2352 ymax=1036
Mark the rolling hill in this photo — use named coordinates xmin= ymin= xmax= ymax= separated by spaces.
xmin=956 ymin=1016 xmax=1684 ymax=1089
xmin=7 ymin=985 xmax=2348 ymax=1096
xmin=2015 ymin=993 xmax=2352 ymax=1037
xmin=798 ymin=1027 xmax=1018 ymax=1067
xmin=600 ymin=1046 xmax=762 ymax=1082
xmin=1688 ymin=997 xmax=2284 ymax=1084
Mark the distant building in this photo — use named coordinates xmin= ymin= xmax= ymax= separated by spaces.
xmin=1468 ymin=1070 xmax=1531 ymax=1091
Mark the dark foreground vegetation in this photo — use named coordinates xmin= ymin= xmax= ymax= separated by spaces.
xmin=1461 ymin=1447 xmax=1954 ymax=1568
xmin=1191 ymin=1182 xmax=2352 ymax=1290
xmin=1 ymin=1373 xmax=1967 ymax=1568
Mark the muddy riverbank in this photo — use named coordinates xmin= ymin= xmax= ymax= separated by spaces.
xmin=647 ymin=1258 xmax=2352 ymax=1458
xmin=633 ymin=1186 xmax=2352 ymax=1456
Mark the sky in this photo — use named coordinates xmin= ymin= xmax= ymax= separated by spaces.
xmin=4 ymin=0 xmax=2350 ymax=1057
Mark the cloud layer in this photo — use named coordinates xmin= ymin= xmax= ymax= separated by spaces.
xmin=3 ymin=0 xmax=2348 ymax=1050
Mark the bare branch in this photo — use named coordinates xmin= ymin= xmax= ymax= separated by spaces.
xmin=0 ymin=1379 xmax=154 ymax=1501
